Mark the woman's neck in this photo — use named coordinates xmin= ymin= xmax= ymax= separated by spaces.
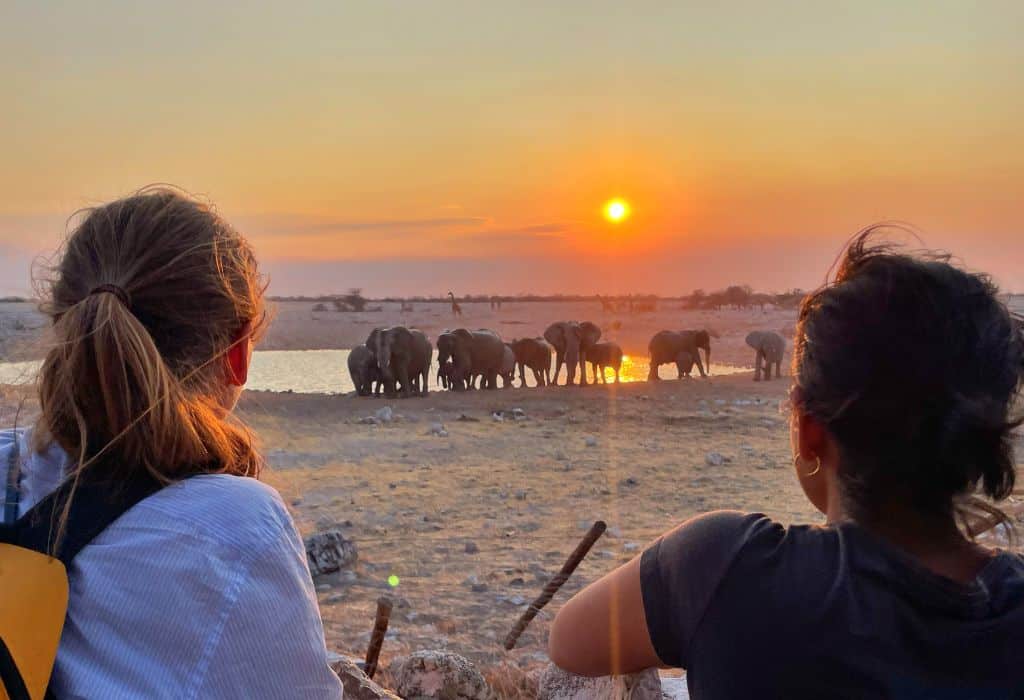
xmin=838 ymin=500 xmax=994 ymax=584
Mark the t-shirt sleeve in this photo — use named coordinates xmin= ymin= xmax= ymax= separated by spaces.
xmin=640 ymin=510 xmax=777 ymax=668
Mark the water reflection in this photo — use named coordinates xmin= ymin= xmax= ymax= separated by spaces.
xmin=0 ymin=349 xmax=751 ymax=395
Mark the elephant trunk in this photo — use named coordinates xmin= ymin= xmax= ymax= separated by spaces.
xmin=704 ymin=346 xmax=711 ymax=373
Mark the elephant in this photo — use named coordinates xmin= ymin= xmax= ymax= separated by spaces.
xmin=499 ymin=344 xmax=517 ymax=389
xmin=347 ymin=343 xmax=382 ymax=396
xmin=436 ymin=328 xmax=506 ymax=390
xmin=437 ymin=359 xmax=455 ymax=389
xmin=509 ymin=337 xmax=552 ymax=387
xmin=746 ymin=330 xmax=786 ymax=381
xmin=543 ymin=321 xmax=602 ymax=386
xmin=587 ymin=341 xmax=623 ymax=384
xmin=648 ymin=330 xmax=711 ymax=380
xmin=367 ymin=326 xmax=432 ymax=397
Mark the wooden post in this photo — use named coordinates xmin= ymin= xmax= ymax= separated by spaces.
xmin=504 ymin=520 xmax=607 ymax=650
xmin=364 ymin=596 xmax=393 ymax=679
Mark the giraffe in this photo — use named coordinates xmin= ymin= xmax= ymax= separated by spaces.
xmin=448 ymin=291 xmax=463 ymax=317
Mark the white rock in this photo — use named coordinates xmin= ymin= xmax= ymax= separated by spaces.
xmin=492 ymin=412 xmax=505 ymax=422
xmin=537 ymin=664 xmax=662 ymax=700
xmin=375 ymin=406 xmax=394 ymax=423
xmin=660 ymin=676 xmax=691 ymax=699
xmin=427 ymin=422 xmax=447 ymax=436
xmin=584 ymin=436 xmax=598 ymax=448
xmin=389 ymin=650 xmax=494 ymax=700
xmin=512 ymin=407 xmax=527 ymax=420
xmin=705 ymin=452 xmax=725 ymax=466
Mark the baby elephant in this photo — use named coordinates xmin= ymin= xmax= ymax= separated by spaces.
xmin=348 ymin=344 xmax=382 ymax=396
xmin=746 ymin=330 xmax=786 ymax=381
xmin=587 ymin=341 xmax=624 ymax=384
xmin=509 ymin=337 xmax=553 ymax=387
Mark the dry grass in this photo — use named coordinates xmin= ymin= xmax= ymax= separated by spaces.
xmin=483 ymin=662 xmax=540 ymax=700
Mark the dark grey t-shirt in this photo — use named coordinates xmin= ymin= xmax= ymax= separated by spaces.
xmin=640 ymin=511 xmax=1024 ymax=699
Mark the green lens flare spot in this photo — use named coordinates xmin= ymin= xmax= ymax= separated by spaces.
xmin=387 ymin=574 xmax=400 ymax=587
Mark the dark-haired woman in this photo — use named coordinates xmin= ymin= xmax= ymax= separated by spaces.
xmin=549 ymin=231 xmax=1024 ymax=697
xmin=0 ymin=189 xmax=343 ymax=697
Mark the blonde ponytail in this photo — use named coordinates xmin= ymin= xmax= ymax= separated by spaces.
xmin=33 ymin=187 xmax=266 ymax=549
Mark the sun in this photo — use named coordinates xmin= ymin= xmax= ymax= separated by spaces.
xmin=603 ymin=198 xmax=630 ymax=223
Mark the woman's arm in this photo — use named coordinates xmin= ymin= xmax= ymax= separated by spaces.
xmin=196 ymin=520 xmax=344 ymax=698
xmin=548 ymin=554 xmax=664 ymax=677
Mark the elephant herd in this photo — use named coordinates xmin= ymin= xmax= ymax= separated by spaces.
xmin=348 ymin=322 xmax=787 ymax=397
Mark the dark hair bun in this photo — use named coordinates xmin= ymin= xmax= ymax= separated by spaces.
xmin=794 ymin=227 xmax=1023 ymax=517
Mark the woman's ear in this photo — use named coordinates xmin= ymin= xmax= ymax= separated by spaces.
xmin=225 ymin=322 xmax=253 ymax=387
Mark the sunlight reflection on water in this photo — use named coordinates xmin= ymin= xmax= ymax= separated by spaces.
xmin=0 ymin=349 xmax=751 ymax=395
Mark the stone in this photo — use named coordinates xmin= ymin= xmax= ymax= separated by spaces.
xmin=537 ymin=664 xmax=663 ymax=700
xmin=375 ymin=406 xmax=394 ymax=423
xmin=305 ymin=530 xmax=358 ymax=577
xmin=456 ymin=413 xmax=480 ymax=422
xmin=389 ymin=650 xmax=495 ymax=700
xmin=427 ymin=423 xmax=447 ymax=436
xmin=492 ymin=411 xmax=505 ymax=422
xmin=515 ymin=489 xmax=528 ymax=501
xmin=328 ymin=653 xmax=402 ymax=700
xmin=584 ymin=435 xmax=598 ymax=448
xmin=359 ymin=416 xmax=381 ymax=425
xmin=511 ymin=407 xmax=527 ymax=420
xmin=464 ymin=541 xmax=480 ymax=554
xmin=705 ymin=452 xmax=726 ymax=466
xmin=661 ymin=676 xmax=691 ymax=699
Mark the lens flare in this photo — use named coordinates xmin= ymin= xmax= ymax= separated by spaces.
xmin=387 ymin=574 xmax=400 ymax=587
xmin=603 ymin=198 xmax=630 ymax=223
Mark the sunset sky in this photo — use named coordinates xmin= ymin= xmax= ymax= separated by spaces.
xmin=2 ymin=2 xmax=1021 ymax=296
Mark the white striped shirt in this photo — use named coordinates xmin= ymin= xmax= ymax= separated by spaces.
xmin=1 ymin=428 xmax=344 ymax=699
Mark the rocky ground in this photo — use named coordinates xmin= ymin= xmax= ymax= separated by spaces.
xmin=243 ymin=374 xmax=812 ymax=677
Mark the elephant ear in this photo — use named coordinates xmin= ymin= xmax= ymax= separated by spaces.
xmin=453 ymin=328 xmax=473 ymax=341
xmin=581 ymin=321 xmax=602 ymax=344
xmin=366 ymin=328 xmax=381 ymax=347
xmin=543 ymin=323 xmax=565 ymax=345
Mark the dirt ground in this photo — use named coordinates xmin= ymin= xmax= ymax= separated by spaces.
xmin=2 ymin=297 xmax=1022 ymax=690
xmin=241 ymin=374 xmax=809 ymax=672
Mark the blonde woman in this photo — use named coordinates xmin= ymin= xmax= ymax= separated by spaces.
xmin=0 ymin=189 xmax=343 ymax=698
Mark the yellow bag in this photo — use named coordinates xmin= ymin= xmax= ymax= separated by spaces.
xmin=0 ymin=544 xmax=68 ymax=700
xmin=1 ymin=444 xmax=160 ymax=700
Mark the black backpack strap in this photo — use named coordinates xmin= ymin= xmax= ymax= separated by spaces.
xmin=12 ymin=475 xmax=162 ymax=566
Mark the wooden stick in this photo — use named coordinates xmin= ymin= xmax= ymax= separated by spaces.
xmin=364 ymin=596 xmax=393 ymax=679
xmin=504 ymin=520 xmax=607 ymax=650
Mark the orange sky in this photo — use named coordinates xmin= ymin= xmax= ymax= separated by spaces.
xmin=1 ymin=2 xmax=1021 ymax=295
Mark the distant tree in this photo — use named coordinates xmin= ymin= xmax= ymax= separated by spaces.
xmin=724 ymin=285 xmax=752 ymax=308
xmin=312 ymin=302 xmax=328 ymax=312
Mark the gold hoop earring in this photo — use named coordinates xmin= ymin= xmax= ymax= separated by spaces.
xmin=793 ymin=454 xmax=821 ymax=477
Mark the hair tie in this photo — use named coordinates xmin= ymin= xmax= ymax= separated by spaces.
xmin=88 ymin=284 xmax=131 ymax=308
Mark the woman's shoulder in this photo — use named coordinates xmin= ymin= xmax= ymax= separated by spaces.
xmin=124 ymin=474 xmax=298 ymax=554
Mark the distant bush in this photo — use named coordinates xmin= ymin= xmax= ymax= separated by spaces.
xmin=312 ymin=303 xmax=328 ymax=312
xmin=331 ymin=288 xmax=368 ymax=312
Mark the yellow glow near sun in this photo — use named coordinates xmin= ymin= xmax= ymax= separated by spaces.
xmin=603 ymin=198 xmax=630 ymax=223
